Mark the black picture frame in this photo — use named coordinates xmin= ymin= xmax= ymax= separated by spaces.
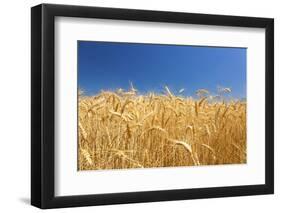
xmin=31 ymin=3 xmax=274 ymax=209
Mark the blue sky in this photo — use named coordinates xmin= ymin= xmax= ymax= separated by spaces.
xmin=78 ymin=41 xmax=246 ymax=98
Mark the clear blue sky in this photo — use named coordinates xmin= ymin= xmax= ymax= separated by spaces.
xmin=78 ymin=41 xmax=246 ymax=98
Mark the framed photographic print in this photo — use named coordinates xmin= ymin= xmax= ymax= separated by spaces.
xmin=31 ymin=3 xmax=274 ymax=209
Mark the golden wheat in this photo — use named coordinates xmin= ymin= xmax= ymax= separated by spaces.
xmin=78 ymin=87 xmax=246 ymax=170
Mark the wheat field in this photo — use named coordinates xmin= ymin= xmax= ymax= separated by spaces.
xmin=78 ymin=87 xmax=246 ymax=171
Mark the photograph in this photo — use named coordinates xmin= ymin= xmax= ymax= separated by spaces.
xmin=77 ymin=41 xmax=247 ymax=171
xmin=30 ymin=3 xmax=274 ymax=208
xmin=29 ymin=2 xmax=274 ymax=209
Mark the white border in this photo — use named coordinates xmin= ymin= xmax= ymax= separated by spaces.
xmin=55 ymin=17 xmax=265 ymax=196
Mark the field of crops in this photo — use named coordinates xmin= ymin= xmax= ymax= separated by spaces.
xmin=78 ymin=87 xmax=246 ymax=170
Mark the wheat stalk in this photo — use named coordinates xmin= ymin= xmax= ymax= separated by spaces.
xmin=78 ymin=86 xmax=246 ymax=170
